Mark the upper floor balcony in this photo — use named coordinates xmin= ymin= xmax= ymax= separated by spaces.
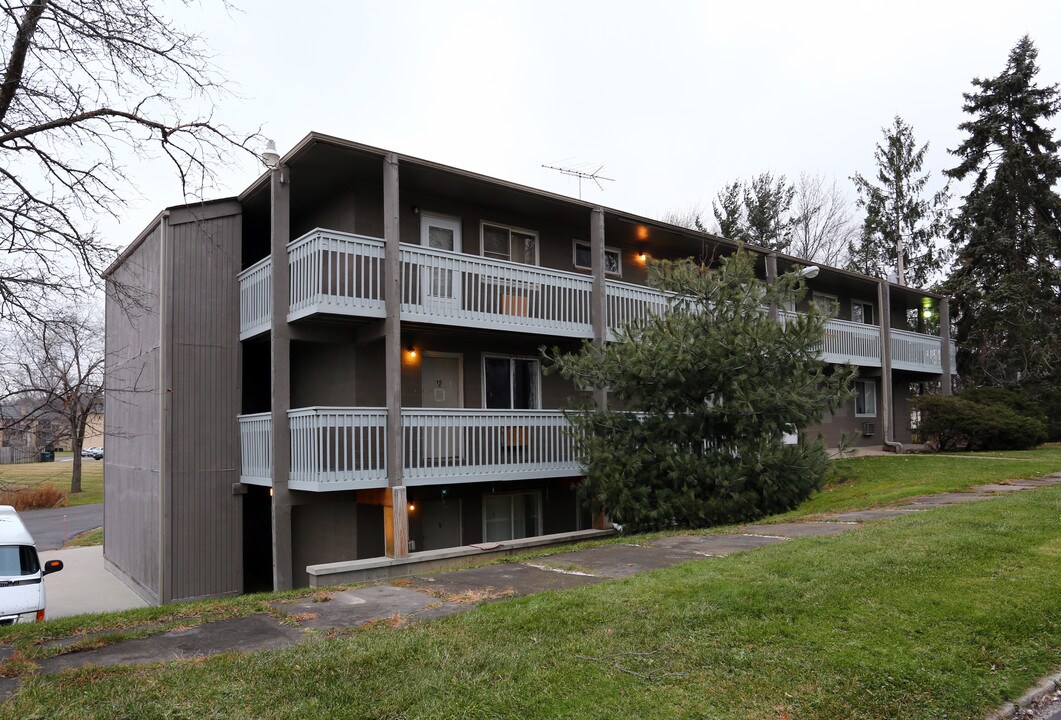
xmin=238 ymin=228 xmax=952 ymax=373
xmin=239 ymin=407 xmax=580 ymax=492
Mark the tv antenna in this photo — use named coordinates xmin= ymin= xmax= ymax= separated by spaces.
xmin=542 ymin=161 xmax=615 ymax=199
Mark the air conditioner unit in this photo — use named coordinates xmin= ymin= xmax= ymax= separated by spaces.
xmin=862 ymin=423 xmax=875 ymax=437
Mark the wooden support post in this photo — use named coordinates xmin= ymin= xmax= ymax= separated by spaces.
xmin=878 ymin=281 xmax=895 ymax=450
xmin=383 ymin=486 xmax=409 ymax=558
xmin=590 ymin=207 xmax=608 ymax=410
xmin=269 ymin=164 xmax=294 ymax=591
xmin=939 ymin=298 xmax=953 ymax=396
xmin=383 ymin=152 xmax=408 ymax=559
xmin=765 ymin=252 xmax=779 ymax=323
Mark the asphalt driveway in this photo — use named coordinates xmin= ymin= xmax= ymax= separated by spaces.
xmin=20 ymin=503 xmax=103 ymax=550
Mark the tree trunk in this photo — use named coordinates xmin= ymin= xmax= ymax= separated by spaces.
xmin=71 ymin=437 xmax=83 ymax=494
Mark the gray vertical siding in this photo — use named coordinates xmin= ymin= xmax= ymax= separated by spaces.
xmin=167 ymin=206 xmax=243 ymax=601
xmin=104 ymin=224 xmax=163 ymax=603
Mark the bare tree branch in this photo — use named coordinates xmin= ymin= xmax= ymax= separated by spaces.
xmin=0 ymin=0 xmax=260 ymax=322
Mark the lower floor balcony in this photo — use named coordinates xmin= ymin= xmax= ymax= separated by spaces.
xmin=239 ymin=407 xmax=581 ymax=492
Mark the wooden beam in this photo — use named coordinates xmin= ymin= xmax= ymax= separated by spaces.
xmin=269 ymin=164 xmax=294 ymax=591
xmin=382 ymin=153 xmax=408 ymax=560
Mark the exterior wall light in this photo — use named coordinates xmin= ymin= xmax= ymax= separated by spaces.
xmin=261 ymin=139 xmax=280 ymax=169
xmin=797 ymin=265 xmax=820 ymax=279
xmin=408 ymin=503 xmax=416 ymax=512
xmin=406 ymin=346 xmax=418 ymax=360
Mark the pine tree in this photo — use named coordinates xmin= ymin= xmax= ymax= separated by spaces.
xmin=547 ymin=250 xmax=855 ymax=531
xmin=711 ymin=181 xmax=745 ymax=241
xmin=849 ymin=117 xmax=948 ymax=286
xmin=712 ymin=174 xmax=796 ymax=251
xmin=945 ymin=36 xmax=1061 ymax=391
xmin=743 ymin=172 xmax=796 ymax=251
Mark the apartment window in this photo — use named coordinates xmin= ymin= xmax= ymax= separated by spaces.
xmin=852 ymin=300 xmax=875 ymax=325
xmin=855 ymin=380 xmax=877 ymax=417
xmin=482 ymin=223 xmax=538 ymax=265
xmin=812 ymin=292 xmax=840 ymax=318
xmin=483 ymin=355 xmax=540 ymax=409
xmin=483 ymin=492 xmax=542 ymax=542
xmin=573 ymin=241 xmax=621 ymax=276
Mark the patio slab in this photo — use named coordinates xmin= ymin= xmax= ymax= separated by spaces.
xmin=537 ymin=543 xmax=703 ymax=578
xmin=407 ymin=562 xmax=603 ymax=599
xmin=972 ymin=483 xmax=1034 ymax=493
xmin=35 ymin=614 xmax=301 ymax=675
xmin=651 ymin=533 xmax=788 ymax=555
xmin=829 ymin=508 xmax=923 ymax=522
xmin=274 ymin=585 xmax=442 ymax=629
xmin=741 ymin=522 xmax=860 ymax=538
xmin=904 ymin=492 xmax=994 ymax=506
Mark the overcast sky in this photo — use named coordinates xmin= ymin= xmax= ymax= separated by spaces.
xmin=113 ymin=0 xmax=1061 ymax=243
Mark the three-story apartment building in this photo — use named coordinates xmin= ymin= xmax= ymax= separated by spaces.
xmin=104 ymin=133 xmax=955 ymax=603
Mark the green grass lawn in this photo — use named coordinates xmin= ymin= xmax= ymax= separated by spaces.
xmin=771 ymin=445 xmax=1061 ymax=520
xmin=0 ymin=457 xmax=103 ymax=506
xmin=62 ymin=527 xmax=103 ymax=547
xmin=3 ymin=486 xmax=1058 ymax=719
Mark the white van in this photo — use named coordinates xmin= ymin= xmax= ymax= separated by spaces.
xmin=0 ymin=505 xmax=63 ymax=624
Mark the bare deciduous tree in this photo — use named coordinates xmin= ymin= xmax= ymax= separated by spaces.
xmin=0 ymin=0 xmax=258 ymax=320
xmin=0 ymin=311 xmax=103 ymax=493
xmin=789 ymin=173 xmax=857 ymax=266
xmin=659 ymin=202 xmax=707 ymax=232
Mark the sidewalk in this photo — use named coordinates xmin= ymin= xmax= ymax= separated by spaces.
xmin=3 ymin=473 xmax=1060 ymax=701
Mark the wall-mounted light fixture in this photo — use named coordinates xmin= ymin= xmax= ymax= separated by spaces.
xmin=408 ymin=503 xmax=416 ymax=513
xmin=797 ymin=265 xmax=820 ymax=279
xmin=261 ymin=139 xmax=280 ymax=169
xmin=406 ymin=346 xmax=418 ymax=360
xmin=637 ymin=250 xmax=648 ymax=263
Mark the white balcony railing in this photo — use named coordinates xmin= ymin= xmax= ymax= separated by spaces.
xmin=821 ymin=317 xmax=884 ymax=367
xmin=287 ymin=407 xmax=388 ymax=491
xmin=605 ymin=279 xmax=672 ymax=337
xmin=891 ymin=329 xmax=943 ymax=373
xmin=237 ymin=230 xmax=953 ymax=374
xmin=401 ymin=409 xmax=581 ymax=486
xmin=240 ymin=408 xmax=582 ymax=491
xmin=237 ymin=257 xmax=272 ymax=340
xmin=399 ymin=244 xmax=594 ymax=337
xmin=288 ymin=230 xmax=387 ymax=322
xmin=237 ymin=412 xmax=272 ymax=485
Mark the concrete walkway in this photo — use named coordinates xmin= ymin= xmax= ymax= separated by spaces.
xmin=38 ymin=546 xmax=148 ymax=619
xmin=2 ymin=472 xmax=1060 ymax=702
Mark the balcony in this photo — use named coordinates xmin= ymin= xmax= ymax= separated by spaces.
xmin=241 ymin=407 xmax=581 ymax=492
xmin=237 ymin=228 xmax=952 ymax=372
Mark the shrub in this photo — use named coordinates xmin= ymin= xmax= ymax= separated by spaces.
xmin=0 ymin=485 xmax=68 ymax=511
xmin=549 ymin=250 xmax=853 ymax=531
xmin=916 ymin=395 xmax=1047 ymax=451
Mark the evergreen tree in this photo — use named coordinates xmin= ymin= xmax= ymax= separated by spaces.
xmin=849 ymin=117 xmax=948 ymax=286
xmin=743 ymin=172 xmax=796 ymax=251
xmin=712 ymin=174 xmax=796 ymax=251
xmin=711 ymin=181 xmax=745 ymax=241
xmin=945 ymin=36 xmax=1061 ymax=390
xmin=548 ymin=250 xmax=855 ymax=531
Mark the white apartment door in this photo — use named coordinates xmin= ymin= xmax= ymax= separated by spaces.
xmin=420 ymin=214 xmax=462 ymax=311
xmin=421 ymin=354 xmax=462 ymax=409
xmin=421 ymin=353 xmax=462 ymax=463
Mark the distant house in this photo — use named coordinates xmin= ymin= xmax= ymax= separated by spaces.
xmin=103 ymin=133 xmax=957 ymax=605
